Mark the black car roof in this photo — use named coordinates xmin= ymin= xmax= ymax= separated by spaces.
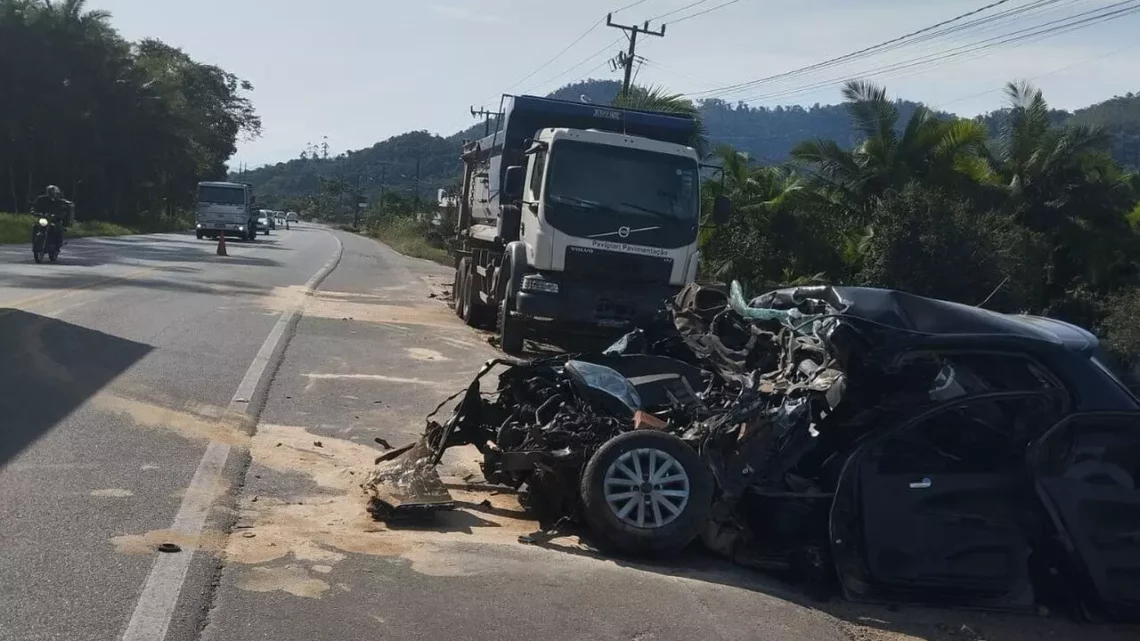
xmin=772 ymin=286 xmax=1099 ymax=355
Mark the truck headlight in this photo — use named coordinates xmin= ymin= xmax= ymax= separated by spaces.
xmin=522 ymin=275 xmax=559 ymax=294
xmin=238 ymin=226 xmax=245 ymax=231
xmin=38 ymin=218 xmax=49 ymax=227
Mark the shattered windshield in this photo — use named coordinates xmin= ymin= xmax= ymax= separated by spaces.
xmin=545 ymin=140 xmax=698 ymax=221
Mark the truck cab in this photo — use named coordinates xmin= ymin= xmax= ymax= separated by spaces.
xmin=451 ymin=95 xmax=730 ymax=353
xmin=196 ymin=181 xmax=257 ymax=241
xmin=512 ymin=127 xmax=701 ymax=326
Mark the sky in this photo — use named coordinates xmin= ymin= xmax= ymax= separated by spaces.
xmin=88 ymin=0 xmax=1140 ymax=168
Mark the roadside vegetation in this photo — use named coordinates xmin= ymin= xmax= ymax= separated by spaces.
xmin=0 ymin=212 xmax=192 ymax=244
xmin=360 ymin=216 xmax=449 ymax=265
xmin=684 ymin=80 xmax=1140 ymax=368
xmin=0 ymin=0 xmax=259 ymax=227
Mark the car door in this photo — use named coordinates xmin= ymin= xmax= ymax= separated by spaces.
xmin=1030 ymin=411 xmax=1140 ymax=621
xmin=833 ymin=392 xmax=1064 ymax=605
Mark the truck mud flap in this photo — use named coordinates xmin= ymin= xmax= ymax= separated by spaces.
xmin=365 ymin=437 xmax=454 ymax=521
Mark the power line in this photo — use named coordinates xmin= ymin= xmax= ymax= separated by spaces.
xmin=670 ymin=0 xmax=744 ymax=23
xmin=523 ymin=37 xmax=624 ymax=95
xmin=734 ymin=1 xmax=1140 ymax=105
xmin=482 ymin=0 xmax=659 ymax=104
xmin=500 ymin=21 xmax=604 ymax=96
xmin=686 ymin=0 xmax=1023 ymax=98
xmin=649 ymin=0 xmax=714 ymax=22
xmin=940 ymin=37 xmax=1140 ymax=107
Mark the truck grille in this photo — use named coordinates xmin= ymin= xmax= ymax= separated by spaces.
xmin=564 ymin=245 xmax=673 ymax=284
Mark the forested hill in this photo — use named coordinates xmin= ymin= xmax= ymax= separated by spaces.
xmin=243 ymin=79 xmax=1140 ymax=207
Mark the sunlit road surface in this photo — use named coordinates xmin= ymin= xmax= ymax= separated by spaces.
xmin=3 ymin=227 xmax=1135 ymax=641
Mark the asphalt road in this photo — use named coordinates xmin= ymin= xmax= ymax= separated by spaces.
xmin=0 ymin=225 xmax=340 ymax=641
xmin=3 ymin=226 xmax=1136 ymax=641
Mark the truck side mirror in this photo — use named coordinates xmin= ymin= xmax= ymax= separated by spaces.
xmin=250 ymin=195 xmax=257 ymax=205
xmin=712 ymin=195 xmax=732 ymax=225
xmin=503 ymin=165 xmax=524 ymax=203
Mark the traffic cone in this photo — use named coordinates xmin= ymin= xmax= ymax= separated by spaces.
xmin=216 ymin=233 xmax=227 ymax=256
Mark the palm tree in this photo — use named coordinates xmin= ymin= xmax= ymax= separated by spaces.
xmin=791 ymin=80 xmax=988 ymax=221
xmin=986 ymin=81 xmax=1137 ymax=297
xmin=614 ymin=84 xmax=709 ymax=155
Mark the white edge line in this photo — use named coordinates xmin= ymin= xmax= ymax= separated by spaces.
xmin=119 ymin=231 xmax=344 ymax=641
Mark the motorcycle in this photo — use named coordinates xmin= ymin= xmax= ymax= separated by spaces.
xmin=31 ymin=215 xmax=62 ymax=263
xmin=31 ymin=199 xmax=72 ymax=264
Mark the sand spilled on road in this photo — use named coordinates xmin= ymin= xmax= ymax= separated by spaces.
xmin=93 ymin=391 xmax=250 ymax=446
xmin=260 ymin=286 xmax=469 ymax=332
xmin=218 ymin=423 xmax=574 ymax=597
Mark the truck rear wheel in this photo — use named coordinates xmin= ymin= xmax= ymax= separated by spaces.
xmin=454 ymin=258 xmax=470 ymax=320
xmin=461 ymin=267 xmax=491 ymax=329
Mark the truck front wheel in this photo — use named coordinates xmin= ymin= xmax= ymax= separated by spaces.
xmin=498 ymin=294 xmax=524 ymax=354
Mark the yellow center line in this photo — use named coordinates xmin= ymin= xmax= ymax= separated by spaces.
xmin=0 ymin=266 xmax=160 ymax=317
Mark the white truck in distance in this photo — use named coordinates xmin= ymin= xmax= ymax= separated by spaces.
xmin=449 ymin=94 xmax=730 ymax=352
xmin=196 ymin=181 xmax=258 ymax=241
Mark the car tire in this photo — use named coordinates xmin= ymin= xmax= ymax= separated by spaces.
xmin=455 ymin=258 xmax=470 ymax=320
xmin=580 ymin=430 xmax=712 ymax=557
xmin=498 ymin=294 xmax=524 ymax=354
xmin=196 ymin=231 xmax=203 ymax=240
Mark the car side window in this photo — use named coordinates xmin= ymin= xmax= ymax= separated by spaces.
xmin=1036 ymin=415 xmax=1140 ymax=488
xmin=910 ymin=353 xmax=1058 ymax=402
xmin=874 ymin=395 xmax=1065 ymax=476
xmin=528 ymin=149 xmax=546 ymax=201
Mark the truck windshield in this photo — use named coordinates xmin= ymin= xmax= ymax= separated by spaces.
xmin=545 ymin=141 xmax=698 ymax=221
xmin=198 ymin=186 xmax=245 ymax=205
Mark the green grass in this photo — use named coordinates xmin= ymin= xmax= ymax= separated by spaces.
xmin=0 ymin=212 xmax=192 ymax=244
xmin=362 ymin=216 xmax=450 ymax=265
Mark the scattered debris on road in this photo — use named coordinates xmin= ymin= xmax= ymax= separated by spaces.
xmin=366 ymin=281 xmax=1140 ymax=621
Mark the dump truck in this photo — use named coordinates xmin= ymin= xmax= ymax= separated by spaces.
xmin=196 ymin=181 xmax=258 ymax=241
xmin=450 ymin=94 xmax=730 ymax=353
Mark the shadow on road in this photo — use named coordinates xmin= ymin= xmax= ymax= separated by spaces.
xmin=0 ymin=309 xmax=152 ymax=465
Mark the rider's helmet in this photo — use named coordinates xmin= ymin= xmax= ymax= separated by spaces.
xmin=46 ymin=185 xmax=62 ymax=199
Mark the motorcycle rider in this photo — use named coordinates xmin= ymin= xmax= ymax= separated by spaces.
xmin=32 ymin=185 xmax=70 ymax=248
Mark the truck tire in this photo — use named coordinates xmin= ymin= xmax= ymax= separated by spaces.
xmin=498 ymin=294 xmax=524 ymax=354
xmin=580 ymin=430 xmax=712 ymax=557
xmin=196 ymin=230 xmax=203 ymax=240
xmin=455 ymin=258 xmax=471 ymax=321
xmin=461 ymin=266 xmax=492 ymax=328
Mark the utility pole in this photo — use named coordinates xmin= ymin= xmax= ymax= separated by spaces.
xmin=606 ymin=13 xmax=665 ymax=93
xmin=470 ymin=106 xmax=499 ymax=136
xmin=378 ymin=164 xmax=386 ymax=212
xmin=413 ymin=153 xmax=421 ymax=212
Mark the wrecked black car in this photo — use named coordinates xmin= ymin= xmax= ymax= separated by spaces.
xmin=367 ymin=282 xmax=1140 ymax=621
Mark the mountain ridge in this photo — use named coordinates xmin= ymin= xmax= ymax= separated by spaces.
xmin=241 ymin=79 xmax=1140 ymax=207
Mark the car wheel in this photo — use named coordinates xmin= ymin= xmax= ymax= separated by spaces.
xmin=196 ymin=231 xmax=203 ymax=240
xmin=454 ymin=258 xmax=470 ymax=320
xmin=580 ymin=430 xmax=712 ymax=556
xmin=498 ymin=294 xmax=524 ymax=354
